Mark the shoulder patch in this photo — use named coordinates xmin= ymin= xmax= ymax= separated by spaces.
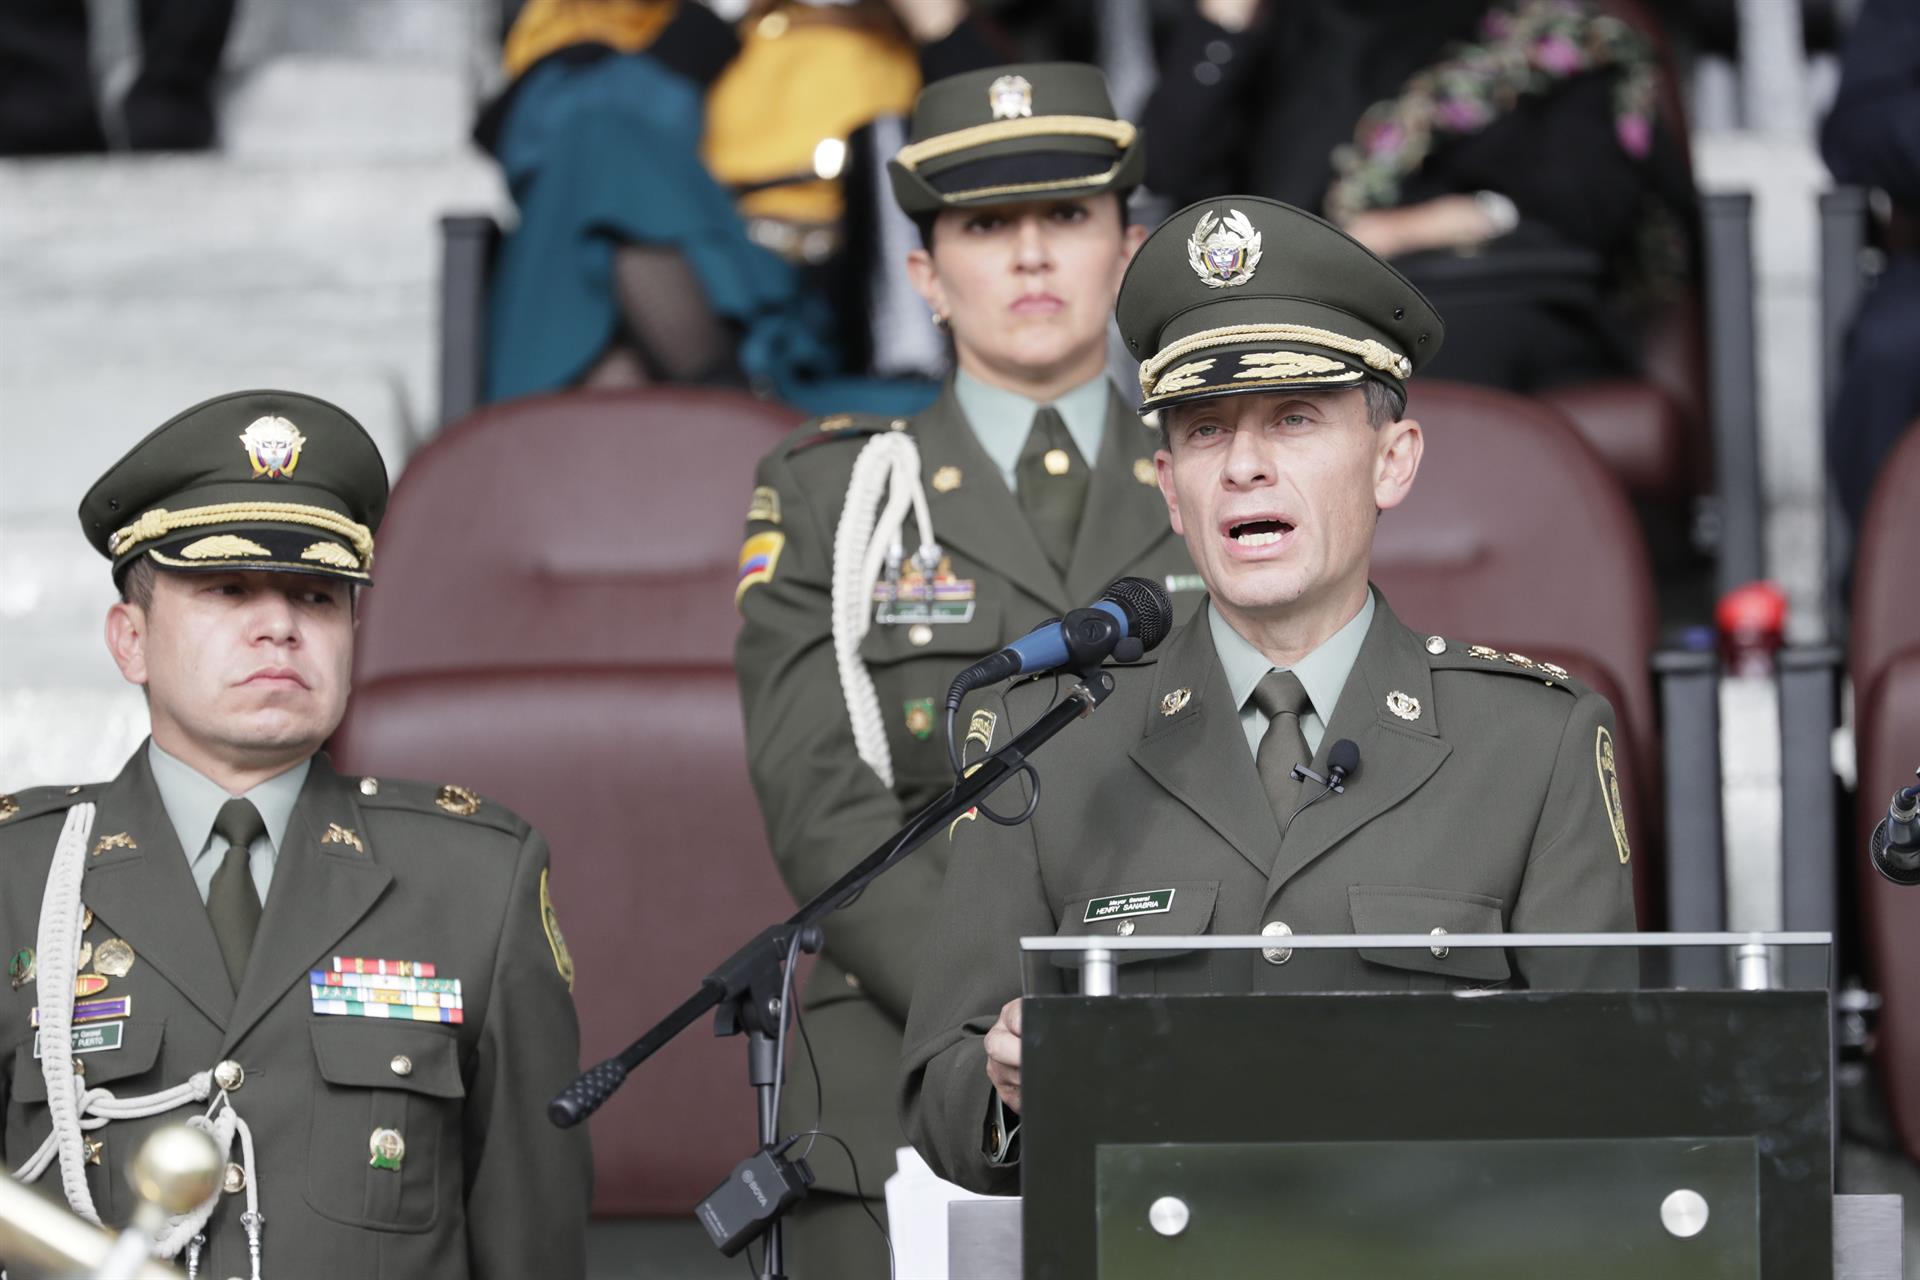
xmin=1430 ymin=642 xmax=1584 ymax=695
xmin=1596 ymin=726 xmax=1631 ymax=864
xmin=0 ymin=783 xmax=104 ymax=827
xmin=355 ymin=777 xmax=526 ymax=837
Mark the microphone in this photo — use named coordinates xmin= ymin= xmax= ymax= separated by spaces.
xmin=1870 ymin=768 xmax=1920 ymax=886
xmin=945 ymin=576 xmax=1174 ymax=708
xmin=1291 ymin=739 xmax=1361 ymax=796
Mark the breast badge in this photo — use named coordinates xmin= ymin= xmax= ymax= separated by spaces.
xmin=1595 ymin=726 xmax=1631 ymax=865
xmin=874 ymin=555 xmax=975 ymax=626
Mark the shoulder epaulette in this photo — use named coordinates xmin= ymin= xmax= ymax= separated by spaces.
xmin=1426 ymin=637 xmax=1585 ymax=696
xmin=0 ymin=782 xmax=105 ymax=829
xmin=352 ymin=775 xmax=527 ymax=837
xmin=784 ymin=412 xmax=909 ymax=457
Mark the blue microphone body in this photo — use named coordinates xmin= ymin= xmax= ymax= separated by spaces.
xmin=945 ymin=577 xmax=1173 ymax=709
xmin=996 ymin=601 xmax=1131 ymax=678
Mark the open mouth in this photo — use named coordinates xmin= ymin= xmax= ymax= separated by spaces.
xmin=1227 ymin=518 xmax=1294 ymax=547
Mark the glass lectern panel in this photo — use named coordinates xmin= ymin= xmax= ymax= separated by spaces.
xmin=1014 ymin=934 xmax=1832 ymax=1280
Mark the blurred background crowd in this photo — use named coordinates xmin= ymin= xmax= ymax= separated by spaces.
xmin=3 ymin=0 xmax=1919 ymax=1275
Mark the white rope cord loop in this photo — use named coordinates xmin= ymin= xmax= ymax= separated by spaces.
xmin=14 ymin=808 xmax=245 ymax=1266
xmin=28 ymin=803 xmax=96 ymax=1222
xmin=831 ymin=432 xmax=938 ymax=791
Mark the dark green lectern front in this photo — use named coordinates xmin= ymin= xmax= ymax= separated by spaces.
xmin=1016 ymin=934 xmax=1833 ymax=1280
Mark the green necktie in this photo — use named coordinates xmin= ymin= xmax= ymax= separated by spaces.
xmin=1014 ymin=406 xmax=1089 ymax=573
xmin=1252 ymin=670 xmax=1313 ymax=830
xmin=208 ymin=797 xmax=266 ymax=991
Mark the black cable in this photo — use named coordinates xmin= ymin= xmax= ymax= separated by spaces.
xmin=742 ymin=1239 xmax=759 ymax=1278
xmin=790 ymin=974 xmax=824 ymax=1162
xmin=766 ymin=925 xmax=807 ymax=1129
xmin=776 ymin=1129 xmax=897 ymax=1280
xmin=1287 ymin=776 xmax=1341 ymax=831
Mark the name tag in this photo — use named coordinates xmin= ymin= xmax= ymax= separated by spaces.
xmin=33 ymin=1023 xmax=123 ymax=1057
xmin=1165 ymin=575 xmax=1206 ymax=594
xmin=1084 ymin=889 xmax=1176 ymax=923
xmin=875 ymin=600 xmax=976 ymax=626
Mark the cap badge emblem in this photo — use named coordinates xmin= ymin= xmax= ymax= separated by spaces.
xmin=988 ymin=74 xmax=1033 ymax=120
xmin=1187 ymin=208 xmax=1263 ymax=289
xmin=1386 ymin=690 xmax=1421 ymax=721
xmin=1160 ymin=687 xmax=1192 ymax=717
xmin=238 ymin=415 xmax=307 ymax=478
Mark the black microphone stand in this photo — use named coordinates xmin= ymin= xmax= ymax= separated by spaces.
xmin=549 ymin=662 xmax=1122 ymax=1278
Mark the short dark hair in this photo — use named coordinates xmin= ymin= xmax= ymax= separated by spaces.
xmin=119 ymin=556 xmax=156 ymax=610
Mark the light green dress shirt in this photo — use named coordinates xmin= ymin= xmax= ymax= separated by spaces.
xmin=1210 ymin=590 xmax=1377 ymax=757
xmin=146 ymin=741 xmax=309 ymax=905
xmin=952 ymin=368 xmax=1111 ymax=493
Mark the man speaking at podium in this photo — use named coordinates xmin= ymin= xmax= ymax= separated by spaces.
xmin=900 ymin=197 xmax=1638 ymax=1194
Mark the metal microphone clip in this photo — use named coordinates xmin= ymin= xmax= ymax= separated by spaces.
xmin=1291 ymin=763 xmax=1344 ymax=795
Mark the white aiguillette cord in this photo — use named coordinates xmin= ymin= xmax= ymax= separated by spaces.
xmin=13 ymin=803 xmax=257 ymax=1276
xmin=833 ymin=432 xmax=939 ymax=790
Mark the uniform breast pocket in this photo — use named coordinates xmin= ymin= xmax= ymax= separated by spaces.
xmin=1347 ymin=884 xmax=1511 ymax=985
xmin=1054 ymin=881 xmax=1220 ymax=993
xmin=306 ymin=1019 xmax=465 ymax=1232
xmin=9 ymin=1021 xmax=165 ymax=1218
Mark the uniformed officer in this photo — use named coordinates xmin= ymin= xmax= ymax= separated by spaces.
xmin=732 ymin=63 xmax=1198 ymax=1274
xmin=0 ymin=390 xmax=591 ymax=1278
xmin=899 ymin=196 xmax=1639 ymax=1195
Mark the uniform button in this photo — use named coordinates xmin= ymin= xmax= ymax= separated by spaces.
xmin=1430 ymin=927 xmax=1450 ymax=959
xmin=1117 ymin=919 xmax=1136 ymax=936
xmin=359 ymin=776 xmax=379 ymax=796
xmin=908 ymin=624 xmax=933 ymax=647
xmin=390 ymin=1054 xmax=413 ymax=1077
xmin=1426 ymin=635 xmax=1447 ymax=655
xmin=213 ymin=1060 xmax=244 ymax=1091
xmin=222 ymin=1162 xmax=246 ymax=1194
xmin=1261 ymin=920 xmax=1293 ymax=965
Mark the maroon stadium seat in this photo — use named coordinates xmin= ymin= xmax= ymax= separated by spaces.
xmin=331 ymin=387 xmax=804 ymax=1215
xmin=1382 ymin=381 xmax=1663 ymax=919
xmin=1850 ymin=421 xmax=1920 ymax=1163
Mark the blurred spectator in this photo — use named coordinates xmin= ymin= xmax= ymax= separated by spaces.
xmin=0 ymin=0 xmax=234 ymax=154
xmin=1142 ymin=0 xmax=1693 ymax=394
xmin=479 ymin=0 xmax=1000 ymax=414
xmin=1821 ymin=0 xmax=1920 ymax=534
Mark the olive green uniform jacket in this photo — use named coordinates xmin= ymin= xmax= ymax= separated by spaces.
xmin=733 ymin=383 xmax=1198 ymax=1200
xmin=0 ymin=749 xmax=591 ymax=1279
xmin=900 ymin=592 xmax=1638 ymax=1195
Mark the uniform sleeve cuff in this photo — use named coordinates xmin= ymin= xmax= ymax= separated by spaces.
xmin=983 ymin=1093 xmax=1022 ymax=1166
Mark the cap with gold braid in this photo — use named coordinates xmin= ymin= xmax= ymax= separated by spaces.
xmin=78 ymin=389 xmax=389 ymax=584
xmin=887 ymin=62 xmax=1144 ymax=215
xmin=1117 ymin=196 xmax=1446 ymax=415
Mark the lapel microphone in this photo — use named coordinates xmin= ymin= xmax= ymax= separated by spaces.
xmin=1291 ymin=739 xmax=1361 ymax=796
xmin=1287 ymin=740 xmax=1362 ymax=830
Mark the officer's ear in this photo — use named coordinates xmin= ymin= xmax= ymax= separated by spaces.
xmin=1373 ymin=416 xmax=1423 ymax=513
xmin=105 ymin=597 xmax=150 ymax=689
xmin=905 ymin=243 xmax=945 ymax=321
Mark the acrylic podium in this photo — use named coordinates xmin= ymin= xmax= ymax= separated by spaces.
xmin=942 ymin=932 xmax=1900 ymax=1280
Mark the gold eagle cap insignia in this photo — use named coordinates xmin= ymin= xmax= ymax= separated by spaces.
xmin=987 ymin=73 xmax=1033 ymax=120
xmin=1160 ymin=687 xmax=1192 ymax=717
xmin=1187 ymin=208 xmax=1263 ymax=288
